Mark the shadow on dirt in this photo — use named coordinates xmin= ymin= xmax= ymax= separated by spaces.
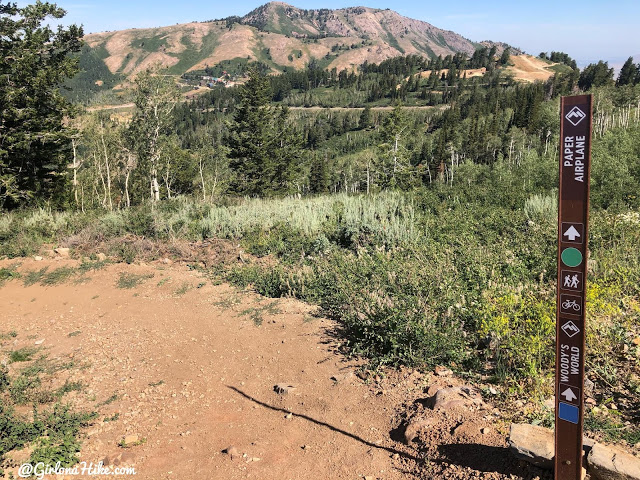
xmin=437 ymin=443 xmax=552 ymax=478
xmin=228 ymin=385 xmax=420 ymax=463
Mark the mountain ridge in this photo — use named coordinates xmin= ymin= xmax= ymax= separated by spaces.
xmin=73 ymin=2 xmax=513 ymax=100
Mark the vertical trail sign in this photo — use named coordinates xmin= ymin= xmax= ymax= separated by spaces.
xmin=555 ymin=94 xmax=592 ymax=480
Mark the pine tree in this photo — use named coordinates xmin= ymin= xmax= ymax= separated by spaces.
xmin=309 ymin=152 xmax=330 ymax=194
xmin=616 ymin=57 xmax=638 ymax=86
xmin=271 ymin=105 xmax=302 ymax=195
xmin=359 ymin=106 xmax=372 ymax=130
xmin=0 ymin=2 xmax=83 ymax=209
xmin=578 ymin=61 xmax=614 ymax=90
xmin=499 ymin=48 xmax=511 ymax=66
xmin=228 ymin=69 xmax=302 ymax=196
xmin=228 ymin=68 xmax=273 ymax=196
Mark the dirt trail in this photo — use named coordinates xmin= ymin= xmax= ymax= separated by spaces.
xmin=288 ymin=105 xmax=442 ymax=112
xmin=0 ymin=258 xmax=553 ymax=480
xmin=87 ymin=104 xmax=439 ymax=113
xmin=86 ymin=103 xmax=135 ymax=112
xmin=1 ymin=259 xmax=412 ymax=480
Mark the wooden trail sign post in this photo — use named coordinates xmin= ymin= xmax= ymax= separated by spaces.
xmin=555 ymin=94 xmax=592 ymax=480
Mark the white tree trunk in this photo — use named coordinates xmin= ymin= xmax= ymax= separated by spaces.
xmin=100 ymin=121 xmax=113 ymax=211
xmin=71 ymin=138 xmax=79 ymax=208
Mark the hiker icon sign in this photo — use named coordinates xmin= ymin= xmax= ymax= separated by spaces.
xmin=561 ymin=270 xmax=583 ymax=292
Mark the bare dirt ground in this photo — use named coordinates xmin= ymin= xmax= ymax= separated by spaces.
xmin=288 ymin=106 xmax=442 ymax=112
xmin=0 ymin=257 xmax=551 ymax=480
xmin=86 ymin=103 xmax=135 ymax=112
xmin=505 ymin=55 xmax=556 ymax=83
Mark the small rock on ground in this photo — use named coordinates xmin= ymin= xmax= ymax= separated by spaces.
xmin=274 ymin=383 xmax=296 ymax=394
xmin=222 ymin=446 xmax=240 ymax=459
xmin=121 ymin=434 xmax=139 ymax=447
xmin=508 ymin=423 xmax=554 ymax=470
xmin=428 ymin=386 xmax=484 ymax=410
xmin=434 ymin=366 xmax=453 ymax=377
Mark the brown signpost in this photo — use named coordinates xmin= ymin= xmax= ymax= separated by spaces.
xmin=555 ymin=94 xmax=593 ymax=480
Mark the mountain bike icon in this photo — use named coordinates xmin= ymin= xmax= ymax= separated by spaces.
xmin=562 ymin=299 xmax=581 ymax=311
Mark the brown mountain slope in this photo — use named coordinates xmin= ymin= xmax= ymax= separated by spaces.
xmin=504 ymin=55 xmax=558 ymax=83
xmin=82 ymin=2 xmax=499 ymax=86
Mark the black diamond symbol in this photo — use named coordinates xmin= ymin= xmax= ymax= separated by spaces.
xmin=561 ymin=320 xmax=580 ymax=338
xmin=566 ymin=106 xmax=586 ymax=126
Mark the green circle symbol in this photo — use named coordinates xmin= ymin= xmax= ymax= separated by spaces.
xmin=562 ymin=248 xmax=583 ymax=267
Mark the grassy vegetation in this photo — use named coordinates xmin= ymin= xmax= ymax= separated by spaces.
xmin=211 ymin=185 xmax=638 ymax=439
xmin=0 ymin=152 xmax=638 ymax=444
xmin=174 ymin=282 xmax=192 ymax=296
xmin=0 ymin=265 xmax=20 ymax=286
xmin=116 ymin=272 xmax=154 ymax=289
xmin=0 ymin=352 xmax=97 ymax=470
xmin=78 ymin=258 xmax=110 ymax=272
xmin=167 ymin=30 xmax=220 ymax=76
xmin=10 ymin=263 xmax=104 ymax=288
xmin=547 ymin=63 xmax=575 ymax=74
xmin=585 ymin=411 xmax=640 ymax=445
xmin=96 ymin=393 xmax=119 ymax=407
xmin=0 ymin=331 xmax=18 ymax=341
xmin=40 ymin=266 xmax=77 ymax=286
xmin=240 ymin=302 xmax=281 ymax=326
xmin=9 ymin=347 xmax=39 ymax=363
xmin=22 ymin=267 xmax=49 ymax=286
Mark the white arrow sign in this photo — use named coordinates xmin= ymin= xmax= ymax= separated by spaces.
xmin=561 ymin=387 xmax=577 ymax=402
xmin=564 ymin=226 xmax=581 ymax=241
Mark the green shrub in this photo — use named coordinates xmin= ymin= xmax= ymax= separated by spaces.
xmin=10 ymin=375 xmax=43 ymax=404
xmin=41 ymin=267 xmax=77 ymax=286
xmin=477 ymin=287 xmax=556 ymax=388
xmin=0 ymin=365 xmax=8 ymax=392
xmin=0 ymin=361 xmax=96 ymax=467
xmin=0 ymin=403 xmax=43 ymax=458
xmin=29 ymin=404 xmax=97 ymax=468
xmin=524 ymin=192 xmax=557 ymax=223
xmin=125 ymin=205 xmax=157 ymax=237
xmin=9 ymin=347 xmax=38 ymax=363
xmin=0 ymin=266 xmax=20 ymax=286
xmin=116 ymin=272 xmax=153 ymax=289
xmin=22 ymin=267 xmax=49 ymax=286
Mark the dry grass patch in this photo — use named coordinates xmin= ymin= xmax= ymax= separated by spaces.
xmin=505 ymin=54 xmax=556 ymax=83
xmin=188 ymin=25 xmax=257 ymax=72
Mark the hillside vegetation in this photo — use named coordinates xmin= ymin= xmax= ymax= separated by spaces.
xmin=68 ymin=2 xmax=512 ymax=102
xmin=3 ymin=2 xmax=640 ymax=469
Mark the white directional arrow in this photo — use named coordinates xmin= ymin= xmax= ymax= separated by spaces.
xmin=561 ymin=387 xmax=577 ymax=402
xmin=564 ymin=226 xmax=581 ymax=241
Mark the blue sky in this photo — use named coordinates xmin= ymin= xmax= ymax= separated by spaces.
xmin=26 ymin=1 xmax=640 ymax=65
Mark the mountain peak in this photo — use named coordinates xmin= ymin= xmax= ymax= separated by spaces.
xmin=263 ymin=1 xmax=296 ymax=7
xmin=81 ymin=3 xmax=509 ymax=93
